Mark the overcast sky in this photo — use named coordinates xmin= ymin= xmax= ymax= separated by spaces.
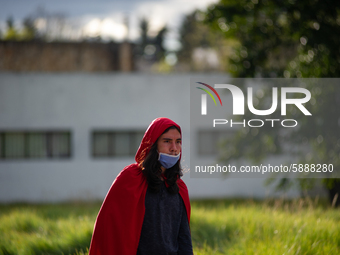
xmin=1 ymin=0 xmax=218 ymax=50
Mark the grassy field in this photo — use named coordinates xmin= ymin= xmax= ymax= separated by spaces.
xmin=0 ymin=198 xmax=339 ymax=255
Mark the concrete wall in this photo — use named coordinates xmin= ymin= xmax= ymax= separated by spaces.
xmin=0 ymin=73 xmax=299 ymax=202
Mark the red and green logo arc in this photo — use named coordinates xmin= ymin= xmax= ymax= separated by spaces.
xmin=196 ymin=82 xmax=223 ymax=106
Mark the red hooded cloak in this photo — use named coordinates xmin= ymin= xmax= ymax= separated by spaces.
xmin=89 ymin=117 xmax=191 ymax=255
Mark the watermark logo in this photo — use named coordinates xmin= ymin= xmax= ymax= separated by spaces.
xmin=196 ymin=82 xmax=222 ymax=115
xmin=189 ymin=78 xmax=337 ymax=179
xmin=194 ymin=82 xmax=312 ymax=128
xmin=198 ymin=84 xmax=312 ymax=116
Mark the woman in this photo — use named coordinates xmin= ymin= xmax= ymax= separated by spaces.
xmin=89 ymin=117 xmax=193 ymax=255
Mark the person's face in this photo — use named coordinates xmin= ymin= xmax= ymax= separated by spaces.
xmin=157 ymin=128 xmax=181 ymax=156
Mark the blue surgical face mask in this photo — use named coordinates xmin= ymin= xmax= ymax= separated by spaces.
xmin=158 ymin=152 xmax=181 ymax=169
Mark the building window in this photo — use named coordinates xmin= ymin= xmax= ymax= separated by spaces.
xmin=197 ymin=130 xmax=233 ymax=156
xmin=0 ymin=131 xmax=71 ymax=160
xmin=92 ymin=130 xmax=144 ymax=158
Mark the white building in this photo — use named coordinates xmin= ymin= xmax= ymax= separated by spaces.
xmin=0 ymin=72 xmax=299 ymax=203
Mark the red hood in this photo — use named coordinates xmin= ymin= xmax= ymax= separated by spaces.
xmin=135 ymin=117 xmax=181 ymax=164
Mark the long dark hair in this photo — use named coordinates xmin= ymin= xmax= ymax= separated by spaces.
xmin=141 ymin=126 xmax=183 ymax=194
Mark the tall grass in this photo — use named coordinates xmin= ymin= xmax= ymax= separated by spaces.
xmin=0 ymin=203 xmax=98 ymax=255
xmin=0 ymin=199 xmax=339 ymax=255
xmin=191 ymin=199 xmax=340 ymax=254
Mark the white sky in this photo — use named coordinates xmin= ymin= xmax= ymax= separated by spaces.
xmin=0 ymin=0 xmax=219 ymax=50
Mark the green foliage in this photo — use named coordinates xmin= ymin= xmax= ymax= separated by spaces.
xmin=0 ymin=200 xmax=339 ymax=254
xmin=3 ymin=16 xmax=39 ymax=41
xmin=204 ymin=0 xmax=340 ymax=204
xmin=177 ymin=10 xmax=232 ymax=71
xmin=4 ymin=17 xmax=20 ymax=41
xmin=205 ymin=0 xmax=340 ymax=77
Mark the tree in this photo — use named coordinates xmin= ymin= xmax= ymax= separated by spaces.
xmin=138 ymin=17 xmax=149 ymax=55
xmin=136 ymin=17 xmax=169 ymax=63
xmin=4 ymin=17 xmax=19 ymax=40
xmin=3 ymin=7 xmax=68 ymax=42
xmin=177 ymin=10 xmax=231 ymax=71
xmin=154 ymin=26 xmax=167 ymax=60
xmin=204 ymin=0 xmax=340 ymax=205
xmin=205 ymin=0 xmax=340 ymax=78
xmin=21 ymin=17 xmax=38 ymax=40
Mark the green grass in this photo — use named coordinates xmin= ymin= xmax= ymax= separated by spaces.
xmin=0 ymin=203 xmax=98 ymax=255
xmin=0 ymin=199 xmax=339 ymax=255
xmin=191 ymin=199 xmax=340 ymax=254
